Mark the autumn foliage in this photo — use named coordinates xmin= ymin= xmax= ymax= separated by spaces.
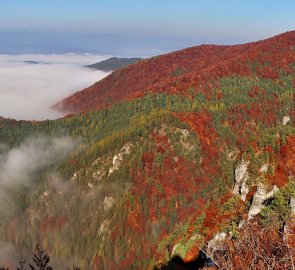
xmin=55 ymin=31 xmax=295 ymax=114
xmin=0 ymin=31 xmax=294 ymax=270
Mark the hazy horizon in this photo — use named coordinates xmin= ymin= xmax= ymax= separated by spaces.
xmin=1 ymin=1 xmax=295 ymax=56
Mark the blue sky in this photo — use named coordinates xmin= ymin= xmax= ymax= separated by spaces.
xmin=1 ymin=0 xmax=295 ymax=55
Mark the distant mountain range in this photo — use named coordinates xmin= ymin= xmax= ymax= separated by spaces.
xmin=0 ymin=30 xmax=205 ymax=56
xmin=22 ymin=60 xmax=40 ymax=64
xmin=86 ymin=57 xmax=143 ymax=72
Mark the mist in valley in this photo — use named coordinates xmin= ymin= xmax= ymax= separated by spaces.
xmin=0 ymin=53 xmax=110 ymax=120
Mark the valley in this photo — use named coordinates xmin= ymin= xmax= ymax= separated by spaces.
xmin=0 ymin=31 xmax=294 ymax=269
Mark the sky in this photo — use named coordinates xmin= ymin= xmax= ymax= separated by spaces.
xmin=0 ymin=0 xmax=295 ymax=55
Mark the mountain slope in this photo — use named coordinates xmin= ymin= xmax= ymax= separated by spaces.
xmin=0 ymin=32 xmax=294 ymax=269
xmin=55 ymin=31 xmax=295 ymax=114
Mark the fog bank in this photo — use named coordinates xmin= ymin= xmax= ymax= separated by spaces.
xmin=0 ymin=54 xmax=111 ymax=120
xmin=0 ymin=136 xmax=76 ymax=188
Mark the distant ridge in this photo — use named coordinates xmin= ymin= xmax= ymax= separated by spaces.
xmin=55 ymin=30 xmax=295 ymax=114
xmin=86 ymin=57 xmax=143 ymax=72
xmin=23 ymin=60 xmax=40 ymax=64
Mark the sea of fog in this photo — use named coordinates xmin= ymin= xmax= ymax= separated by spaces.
xmin=0 ymin=53 xmax=111 ymax=120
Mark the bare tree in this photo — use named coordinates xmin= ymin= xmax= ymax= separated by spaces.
xmin=205 ymin=222 xmax=295 ymax=270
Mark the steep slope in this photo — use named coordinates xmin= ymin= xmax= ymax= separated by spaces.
xmin=55 ymin=31 xmax=295 ymax=114
xmin=0 ymin=32 xmax=294 ymax=269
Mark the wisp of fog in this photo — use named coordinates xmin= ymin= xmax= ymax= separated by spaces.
xmin=0 ymin=53 xmax=111 ymax=120
xmin=0 ymin=136 xmax=77 ymax=265
xmin=0 ymin=136 xmax=76 ymax=188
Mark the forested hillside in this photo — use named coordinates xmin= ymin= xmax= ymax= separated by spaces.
xmin=86 ymin=57 xmax=143 ymax=72
xmin=55 ymin=31 xmax=295 ymax=115
xmin=0 ymin=31 xmax=294 ymax=269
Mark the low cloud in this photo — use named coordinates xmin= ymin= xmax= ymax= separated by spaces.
xmin=0 ymin=136 xmax=76 ymax=188
xmin=0 ymin=54 xmax=110 ymax=120
xmin=0 ymin=136 xmax=77 ymax=265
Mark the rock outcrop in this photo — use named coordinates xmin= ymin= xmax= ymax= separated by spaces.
xmin=103 ymin=196 xmax=115 ymax=210
xmin=290 ymin=197 xmax=295 ymax=216
xmin=109 ymin=142 xmax=133 ymax=175
xmin=233 ymin=160 xmax=249 ymax=201
xmin=283 ymin=115 xmax=290 ymax=126
xmin=248 ymin=184 xmax=279 ymax=219
xmin=207 ymin=232 xmax=227 ymax=256
xmin=99 ymin=219 xmax=111 ymax=235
